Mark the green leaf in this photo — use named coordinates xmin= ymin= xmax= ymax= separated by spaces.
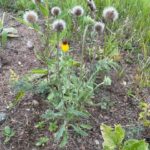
xmin=54 ymin=122 xmax=66 ymax=141
xmin=35 ymin=121 xmax=45 ymax=129
xmin=3 ymin=126 xmax=15 ymax=136
xmin=100 ymin=124 xmax=125 ymax=150
xmin=123 ymin=139 xmax=149 ymax=150
xmin=35 ymin=137 xmax=49 ymax=147
xmin=31 ymin=69 xmax=48 ymax=75
xmin=56 ymin=100 xmax=64 ymax=110
xmin=47 ymin=93 xmax=54 ymax=101
xmin=72 ymin=125 xmax=88 ymax=136
xmin=1 ymin=30 xmax=7 ymax=48
xmin=0 ymin=21 xmax=3 ymax=29
xmin=49 ymin=122 xmax=58 ymax=132
xmin=68 ymin=108 xmax=89 ymax=118
xmin=38 ymin=4 xmax=49 ymax=17
xmin=42 ymin=110 xmax=62 ymax=120
xmin=15 ymin=90 xmax=25 ymax=101
xmin=59 ymin=131 xmax=68 ymax=148
xmin=9 ymin=90 xmax=25 ymax=109
xmin=3 ymin=126 xmax=15 ymax=144
xmin=80 ymin=124 xmax=92 ymax=130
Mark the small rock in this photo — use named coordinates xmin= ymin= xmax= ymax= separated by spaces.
xmin=95 ymin=139 xmax=100 ymax=145
xmin=26 ymin=108 xmax=30 ymax=111
xmin=122 ymin=81 xmax=127 ymax=86
xmin=18 ymin=61 xmax=23 ymax=67
xmin=27 ymin=41 xmax=34 ymax=50
xmin=0 ymin=112 xmax=7 ymax=124
xmin=32 ymin=148 xmax=37 ymax=150
xmin=32 ymin=100 xmax=39 ymax=107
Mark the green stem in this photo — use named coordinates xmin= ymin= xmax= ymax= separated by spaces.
xmin=56 ymin=33 xmax=60 ymax=78
xmin=56 ymin=33 xmax=62 ymax=101
xmin=80 ymin=25 xmax=89 ymax=80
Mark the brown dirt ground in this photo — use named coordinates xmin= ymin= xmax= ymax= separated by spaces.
xmin=0 ymin=10 xmax=150 ymax=150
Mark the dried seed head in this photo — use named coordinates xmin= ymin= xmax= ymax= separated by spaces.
xmin=87 ymin=0 xmax=96 ymax=11
xmin=94 ymin=22 xmax=105 ymax=34
xmin=62 ymin=39 xmax=68 ymax=45
xmin=51 ymin=7 xmax=61 ymax=16
xmin=32 ymin=0 xmax=43 ymax=4
xmin=71 ymin=6 xmax=84 ymax=17
xmin=102 ymin=6 xmax=119 ymax=22
xmin=52 ymin=19 xmax=66 ymax=32
xmin=23 ymin=11 xmax=38 ymax=24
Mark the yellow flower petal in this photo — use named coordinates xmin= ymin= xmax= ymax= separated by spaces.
xmin=61 ymin=43 xmax=69 ymax=52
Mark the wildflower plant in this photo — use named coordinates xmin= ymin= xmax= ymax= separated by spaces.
xmin=12 ymin=1 xmax=119 ymax=147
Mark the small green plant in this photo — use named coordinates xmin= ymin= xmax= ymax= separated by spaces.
xmin=49 ymin=122 xmax=58 ymax=132
xmin=139 ymin=101 xmax=150 ymax=127
xmin=35 ymin=121 xmax=45 ymax=129
xmin=35 ymin=137 xmax=49 ymax=147
xmin=136 ymin=56 xmax=150 ymax=87
xmin=3 ymin=126 xmax=15 ymax=144
xmin=100 ymin=124 xmax=149 ymax=150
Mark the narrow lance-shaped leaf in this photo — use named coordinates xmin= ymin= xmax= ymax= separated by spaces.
xmin=1 ymin=31 xmax=7 ymax=48
xmin=38 ymin=3 xmax=49 ymax=17
xmin=59 ymin=131 xmax=68 ymax=148
xmin=54 ymin=122 xmax=67 ymax=141
xmin=31 ymin=69 xmax=48 ymax=75
xmin=72 ymin=125 xmax=88 ymax=136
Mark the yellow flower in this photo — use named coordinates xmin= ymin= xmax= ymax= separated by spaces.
xmin=10 ymin=69 xmax=19 ymax=82
xmin=60 ymin=40 xmax=69 ymax=52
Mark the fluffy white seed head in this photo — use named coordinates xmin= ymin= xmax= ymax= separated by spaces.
xmin=102 ymin=6 xmax=119 ymax=22
xmin=71 ymin=6 xmax=84 ymax=17
xmin=94 ymin=22 xmax=105 ymax=34
xmin=52 ymin=19 xmax=66 ymax=32
xmin=32 ymin=0 xmax=44 ymax=4
xmin=23 ymin=11 xmax=38 ymax=24
xmin=51 ymin=7 xmax=61 ymax=16
xmin=87 ymin=0 xmax=96 ymax=11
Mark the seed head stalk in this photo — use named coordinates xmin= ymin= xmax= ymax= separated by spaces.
xmin=56 ymin=32 xmax=63 ymax=101
xmin=72 ymin=16 xmax=80 ymax=43
xmin=56 ymin=33 xmax=60 ymax=79
xmin=80 ymin=25 xmax=89 ymax=80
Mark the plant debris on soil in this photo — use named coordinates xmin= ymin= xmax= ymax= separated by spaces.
xmin=0 ymin=10 xmax=150 ymax=150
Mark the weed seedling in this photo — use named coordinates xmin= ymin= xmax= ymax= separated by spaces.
xmin=3 ymin=126 xmax=15 ymax=144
